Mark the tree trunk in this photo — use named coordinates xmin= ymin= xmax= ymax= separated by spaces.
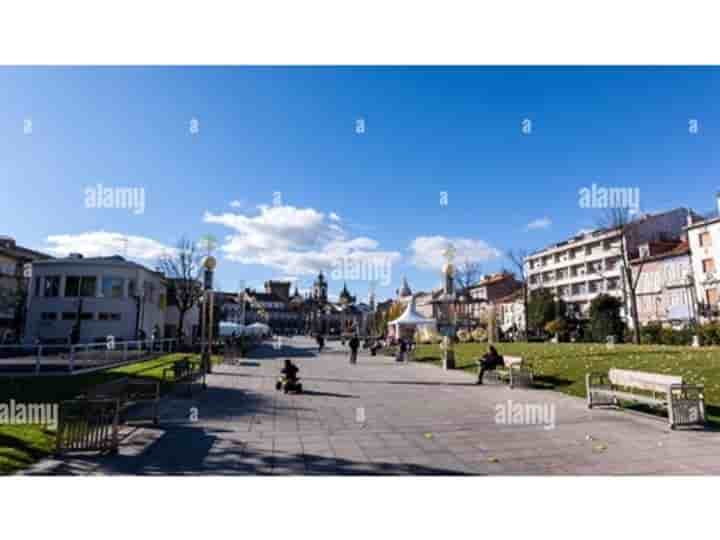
xmin=178 ymin=308 xmax=187 ymax=345
xmin=625 ymin=266 xmax=642 ymax=344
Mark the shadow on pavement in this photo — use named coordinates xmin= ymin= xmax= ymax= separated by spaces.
xmin=27 ymin=424 xmax=472 ymax=476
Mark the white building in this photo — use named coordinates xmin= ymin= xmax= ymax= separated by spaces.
xmin=24 ymin=254 xmax=167 ymax=344
xmin=525 ymin=208 xmax=695 ymax=320
xmin=496 ymin=289 xmax=526 ymax=335
xmin=630 ymin=240 xmax=695 ymax=325
xmin=685 ymin=195 xmax=720 ymax=320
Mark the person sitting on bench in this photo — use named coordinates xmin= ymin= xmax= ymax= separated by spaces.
xmin=477 ymin=345 xmax=504 ymax=385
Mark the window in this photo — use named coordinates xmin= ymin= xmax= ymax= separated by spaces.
xmin=64 ymin=276 xmax=97 ymax=297
xmin=43 ymin=276 xmax=60 ymax=297
xmin=102 ymin=276 xmax=124 ymax=298
xmin=41 ymin=312 xmax=57 ymax=320
xmin=699 ymin=232 xmax=712 ymax=247
xmin=706 ymin=288 xmax=719 ymax=306
xmin=128 ymin=279 xmax=136 ymax=298
xmin=702 ymin=258 xmax=716 ymax=274
xmin=61 ymin=312 xmax=77 ymax=321
xmin=98 ymin=312 xmax=122 ymax=321
xmin=79 ymin=312 xmax=93 ymax=321
xmin=34 ymin=277 xmax=41 ymax=296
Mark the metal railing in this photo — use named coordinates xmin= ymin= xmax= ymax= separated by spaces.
xmin=0 ymin=338 xmax=177 ymax=376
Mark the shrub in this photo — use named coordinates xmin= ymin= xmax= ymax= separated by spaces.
xmin=457 ymin=329 xmax=472 ymax=343
xmin=699 ymin=322 xmax=720 ymax=346
xmin=471 ymin=328 xmax=487 ymax=342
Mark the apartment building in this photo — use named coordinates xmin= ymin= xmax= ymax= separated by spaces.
xmin=496 ymin=289 xmax=526 ymax=334
xmin=685 ymin=196 xmax=720 ymax=320
xmin=630 ymin=240 xmax=695 ymax=325
xmin=24 ymin=254 xmax=167 ymax=344
xmin=525 ymin=208 xmax=695 ymax=319
xmin=467 ymin=272 xmax=522 ymax=309
xmin=0 ymin=236 xmax=52 ymax=342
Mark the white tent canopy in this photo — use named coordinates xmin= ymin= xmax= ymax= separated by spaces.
xmin=388 ymin=296 xmax=436 ymax=338
xmin=245 ymin=322 xmax=271 ymax=337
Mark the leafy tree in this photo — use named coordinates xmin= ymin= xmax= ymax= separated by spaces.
xmin=527 ymin=288 xmax=565 ymax=334
xmin=545 ymin=318 xmax=568 ymax=337
xmin=589 ymin=294 xmax=624 ymax=342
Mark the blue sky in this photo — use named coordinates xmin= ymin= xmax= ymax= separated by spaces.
xmin=2 ymin=66 xmax=720 ymax=301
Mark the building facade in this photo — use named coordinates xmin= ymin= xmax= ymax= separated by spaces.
xmin=0 ymin=236 xmax=52 ymax=342
xmin=525 ymin=208 xmax=695 ymax=319
xmin=630 ymin=240 xmax=695 ymax=326
xmin=24 ymin=254 xmax=167 ymax=344
xmin=685 ymin=198 xmax=720 ymax=320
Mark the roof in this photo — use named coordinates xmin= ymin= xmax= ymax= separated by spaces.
xmin=495 ymin=288 xmax=525 ymax=304
xmin=528 ymin=208 xmax=697 ymax=258
xmin=0 ymin=238 xmax=53 ymax=262
xmin=469 ymin=272 xmax=517 ymax=289
xmin=630 ymin=240 xmax=690 ymax=264
xmin=33 ymin=254 xmax=163 ymax=276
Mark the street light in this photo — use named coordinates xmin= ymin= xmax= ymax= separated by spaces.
xmin=201 ymin=255 xmax=216 ymax=374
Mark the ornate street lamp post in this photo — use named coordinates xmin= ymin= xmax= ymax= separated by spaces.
xmin=439 ymin=245 xmax=457 ymax=370
xmin=201 ymin=255 xmax=217 ymax=374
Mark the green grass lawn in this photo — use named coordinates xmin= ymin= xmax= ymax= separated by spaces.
xmin=414 ymin=342 xmax=720 ymax=424
xmin=0 ymin=352 xmax=222 ymax=475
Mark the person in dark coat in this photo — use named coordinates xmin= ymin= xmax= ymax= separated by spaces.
xmin=348 ymin=335 xmax=360 ymax=364
xmin=477 ymin=345 xmax=504 ymax=384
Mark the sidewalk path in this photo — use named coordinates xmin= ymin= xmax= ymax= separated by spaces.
xmin=24 ymin=337 xmax=720 ymax=475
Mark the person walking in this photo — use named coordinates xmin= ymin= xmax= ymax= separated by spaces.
xmin=396 ymin=338 xmax=408 ymax=362
xmin=348 ymin=334 xmax=360 ymax=364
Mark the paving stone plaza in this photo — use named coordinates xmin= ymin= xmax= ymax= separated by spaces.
xmin=26 ymin=337 xmax=720 ymax=475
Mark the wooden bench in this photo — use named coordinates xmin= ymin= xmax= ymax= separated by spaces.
xmin=57 ymin=377 xmax=160 ymax=455
xmin=482 ymin=355 xmax=534 ymax=388
xmin=162 ymin=358 xmax=205 ymax=397
xmin=586 ymin=368 xmax=705 ymax=429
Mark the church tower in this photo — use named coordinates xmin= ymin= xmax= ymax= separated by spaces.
xmin=313 ymin=271 xmax=328 ymax=304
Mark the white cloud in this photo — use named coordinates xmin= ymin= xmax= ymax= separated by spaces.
xmin=229 ymin=199 xmax=245 ymax=209
xmin=204 ymin=204 xmax=401 ymax=276
xmin=525 ymin=217 xmax=552 ymax=231
xmin=409 ymin=236 xmax=501 ymax=271
xmin=44 ymin=231 xmax=175 ymax=260
xmin=329 ymin=212 xmax=341 ymax=222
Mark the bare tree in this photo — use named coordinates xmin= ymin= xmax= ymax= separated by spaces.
xmin=506 ymin=249 xmax=530 ymax=340
xmin=158 ymin=237 xmax=203 ymax=343
xmin=453 ymin=258 xmax=482 ymax=327
xmin=598 ymin=208 xmax=644 ymax=344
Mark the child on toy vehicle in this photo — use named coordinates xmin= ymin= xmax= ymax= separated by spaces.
xmin=276 ymin=359 xmax=302 ymax=393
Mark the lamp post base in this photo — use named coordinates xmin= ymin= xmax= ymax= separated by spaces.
xmin=442 ymin=348 xmax=455 ymax=370
xmin=202 ymin=351 xmax=212 ymax=374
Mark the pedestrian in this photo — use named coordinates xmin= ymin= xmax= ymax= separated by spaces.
xmin=396 ymin=338 xmax=407 ymax=362
xmin=349 ymin=334 xmax=360 ymax=364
